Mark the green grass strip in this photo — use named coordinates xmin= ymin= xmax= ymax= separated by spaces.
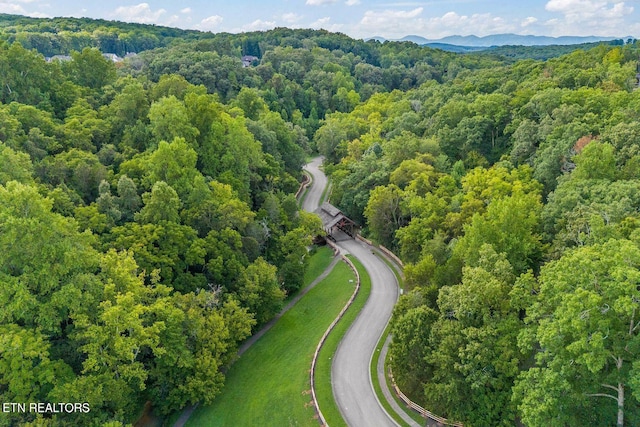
xmin=363 ymin=247 xmax=426 ymax=426
xmin=372 ymin=249 xmax=404 ymax=292
xmin=363 ymin=253 xmax=415 ymax=427
xmin=313 ymin=255 xmax=372 ymax=427
xmin=370 ymin=327 xmax=426 ymax=426
xmin=319 ymin=178 xmax=332 ymax=205
xmin=302 ymin=246 xmax=334 ymax=289
xmin=186 ymin=258 xmax=356 ymax=427
xmin=370 ymin=324 xmax=409 ymax=426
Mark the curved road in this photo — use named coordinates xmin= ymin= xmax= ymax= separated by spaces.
xmin=176 ymin=157 xmax=400 ymax=427
xmin=302 ymin=156 xmax=328 ymax=213
xmin=304 ymin=157 xmax=400 ymax=427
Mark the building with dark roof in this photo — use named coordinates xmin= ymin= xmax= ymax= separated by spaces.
xmin=314 ymin=202 xmax=357 ymax=238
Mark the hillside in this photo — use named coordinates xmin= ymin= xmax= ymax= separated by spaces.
xmin=0 ymin=13 xmax=214 ymax=56
xmin=0 ymin=13 xmax=640 ymax=427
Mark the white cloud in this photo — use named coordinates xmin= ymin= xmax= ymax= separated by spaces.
xmin=346 ymin=0 xmax=361 ymax=5
xmin=241 ymin=19 xmax=277 ymax=32
xmin=165 ymin=14 xmax=181 ymax=26
xmin=282 ymin=12 xmax=303 ymax=23
xmin=112 ymin=3 xmax=167 ymax=24
xmin=435 ymin=11 xmax=514 ymax=35
xmin=359 ymin=8 xmax=424 ymax=37
xmin=310 ymin=17 xmax=331 ymax=28
xmin=180 ymin=7 xmax=191 ymax=14
xmin=361 ymin=6 xmax=423 ymax=24
xmin=357 ymin=8 xmax=518 ymax=39
xmin=544 ymin=0 xmax=633 ymax=35
xmin=351 ymin=1 xmax=635 ymax=39
xmin=308 ymin=18 xmax=344 ymax=33
xmin=197 ymin=15 xmax=224 ymax=31
xmin=546 ymin=0 xmax=632 ymax=21
xmin=306 ymin=0 xmax=338 ymax=5
xmin=0 ymin=1 xmax=48 ymax=17
xmin=0 ymin=3 xmax=26 ymax=14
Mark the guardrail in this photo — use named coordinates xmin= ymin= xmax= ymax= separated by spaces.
xmin=314 ymin=231 xmax=461 ymax=427
xmin=355 ymin=235 xmax=404 ymax=269
xmin=378 ymin=245 xmax=403 ymax=269
xmin=309 ymin=253 xmax=361 ymax=427
xmin=388 ymin=367 xmax=463 ymax=427
xmin=325 ymin=239 xmax=340 ymax=256
xmin=296 ymin=172 xmax=311 ymax=200
xmin=357 ymin=234 xmax=462 ymax=427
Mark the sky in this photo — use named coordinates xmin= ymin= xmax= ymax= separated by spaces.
xmin=1 ymin=0 xmax=639 ymax=40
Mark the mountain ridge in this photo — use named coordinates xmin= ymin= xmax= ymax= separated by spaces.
xmin=369 ymin=33 xmax=632 ymax=47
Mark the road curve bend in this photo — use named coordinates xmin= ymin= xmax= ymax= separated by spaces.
xmin=302 ymin=156 xmax=327 ymax=213
xmin=303 ymin=156 xmax=400 ymax=427
xmin=332 ymin=235 xmax=400 ymax=427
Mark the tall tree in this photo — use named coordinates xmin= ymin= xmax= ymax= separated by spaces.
xmin=515 ymin=239 xmax=640 ymax=427
xmin=0 ymin=181 xmax=102 ymax=335
xmin=69 ymin=47 xmax=116 ymax=90
xmin=135 ymin=181 xmax=181 ymax=224
xmin=424 ymin=246 xmax=523 ymax=426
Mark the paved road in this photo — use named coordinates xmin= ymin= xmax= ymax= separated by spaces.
xmin=332 ymin=232 xmax=400 ymax=427
xmin=303 ymin=156 xmax=401 ymax=427
xmin=302 ymin=156 xmax=327 ymax=213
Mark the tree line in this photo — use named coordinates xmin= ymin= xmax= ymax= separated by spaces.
xmin=0 ymin=29 xmax=326 ymax=426
xmin=2 ymin=14 xmax=640 ymax=426
xmin=317 ymin=39 xmax=640 ymax=426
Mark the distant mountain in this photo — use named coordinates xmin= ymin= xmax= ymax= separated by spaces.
xmin=422 ymin=43 xmax=488 ymax=53
xmin=375 ymin=33 xmax=627 ymax=47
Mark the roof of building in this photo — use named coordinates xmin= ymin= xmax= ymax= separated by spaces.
xmin=102 ymin=53 xmax=122 ymax=62
xmin=241 ymin=55 xmax=259 ymax=67
xmin=314 ymin=202 xmax=355 ymax=230
xmin=46 ymin=55 xmax=72 ymax=62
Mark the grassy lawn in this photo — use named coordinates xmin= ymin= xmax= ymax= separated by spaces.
xmin=186 ymin=254 xmax=355 ymax=427
xmin=302 ymin=246 xmax=334 ymax=289
xmin=313 ymin=256 xmax=372 ymax=427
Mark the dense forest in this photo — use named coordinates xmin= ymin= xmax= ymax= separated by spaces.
xmin=318 ymin=35 xmax=640 ymax=427
xmin=1 ymin=12 xmax=640 ymax=427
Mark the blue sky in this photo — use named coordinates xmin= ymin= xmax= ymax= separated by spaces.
xmin=1 ymin=0 xmax=639 ymax=39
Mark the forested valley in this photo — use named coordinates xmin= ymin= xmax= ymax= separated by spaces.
xmin=1 ymin=13 xmax=640 ymax=427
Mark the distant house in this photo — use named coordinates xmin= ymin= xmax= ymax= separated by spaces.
xmin=46 ymin=55 xmax=72 ymax=63
xmin=102 ymin=53 xmax=123 ymax=63
xmin=46 ymin=52 xmax=130 ymax=64
xmin=241 ymin=55 xmax=259 ymax=67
